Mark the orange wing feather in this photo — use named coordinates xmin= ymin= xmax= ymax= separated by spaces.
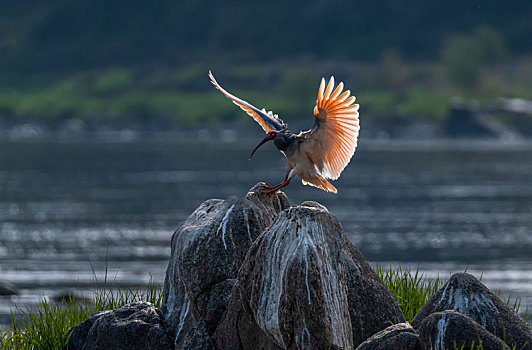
xmin=302 ymin=76 xmax=360 ymax=181
xmin=208 ymin=71 xmax=285 ymax=133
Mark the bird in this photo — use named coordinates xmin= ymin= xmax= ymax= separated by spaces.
xmin=208 ymin=71 xmax=360 ymax=194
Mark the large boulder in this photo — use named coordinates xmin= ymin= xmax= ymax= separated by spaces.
xmin=66 ymin=302 xmax=172 ymax=350
xmin=355 ymin=323 xmax=419 ymax=350
xmin=216 ymin=201 xmax=405 ymax=349
xmin=412 ymin=273 xmax=532 ymax=349
xmin=417 ymin=310 xmax=509 ymax=350
xmin=160 ymin=184 xmax=290 ymax=347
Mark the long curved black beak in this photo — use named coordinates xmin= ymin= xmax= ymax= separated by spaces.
xmin=250 ymin=136 xmax=271 ymax=159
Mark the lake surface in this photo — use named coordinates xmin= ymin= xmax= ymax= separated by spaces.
xmin=1 ymin=135 xmax=531 ymax=328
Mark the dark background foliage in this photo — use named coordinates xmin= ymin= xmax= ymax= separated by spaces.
xmin=1 ymin=0 xmax=530 ymax=71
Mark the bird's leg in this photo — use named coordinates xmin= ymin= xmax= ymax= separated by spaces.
xmin=263 ymin=179 xmax=291 ymax=195
xmin=261 ymin=175 xmax=291 ymax=195
xmin=261 ymin=168 xmax=294 ymax=195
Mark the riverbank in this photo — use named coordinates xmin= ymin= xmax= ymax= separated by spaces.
xmin=2 ymin=59 xmax=532 ymax=134
xmin=1 ymin=103 xmax=532 ymax=144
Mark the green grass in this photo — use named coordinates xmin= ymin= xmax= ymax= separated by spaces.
xmin=0 ymin=282 xmax=162 ymax=350
xmin=374 ymin=263 xmax=445 ymax=322
xmin=452 ymin=342 xmax=520 ymax=350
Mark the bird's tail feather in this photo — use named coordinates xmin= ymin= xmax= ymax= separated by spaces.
xmin=302 ymin=175 xmax=337 ymax=193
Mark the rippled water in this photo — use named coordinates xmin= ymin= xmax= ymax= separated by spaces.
xmin=1 ymin=137 xmax=531 ymax=328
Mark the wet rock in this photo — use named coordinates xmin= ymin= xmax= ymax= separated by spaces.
xmin=417 ymin=310 xmax=509 ymax=350
xmin=355 ymin=323 xmax=419 ymax=350
xmin=245 ymin=182 xmax=290 ymax=226
xmin=300 ymin=200 xmax=328 ymax=211
xmin=67 ymin=302 xmax=171 ymax=350
xmin=85 ymin=302 xmax=171 ymax=350
xmin=161 ymin=185 xmax=289 ymax=347
xmin=176 ymin=319 xmax=215 ymax=350
xmin=218 ymin=204 xmax=405 ymax=349
xmin=412 ymin=273 xmax=532 ymax=349
xmin=0 ymin=282 xmax=19 ymax=296
xmin=66 ymin=310 xmax=111 ymax=350
xmin=214 ymin=281 xmax=281 ymax=350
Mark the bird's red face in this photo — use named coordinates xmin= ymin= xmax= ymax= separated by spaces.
xmin=266 ymin=130 xmax=277 ymax=140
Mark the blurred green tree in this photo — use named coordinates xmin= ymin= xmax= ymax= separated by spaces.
xmin=442 ymin=26 xmax=507 ymax=88
xmin=379 ymin=48 xmax=411 ymax=93
xmin=442 ymin=34 xmax=483 ymax=88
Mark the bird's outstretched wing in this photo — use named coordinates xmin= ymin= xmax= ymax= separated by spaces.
xmin=300 ymin=76 xmax=360 ymax=180
xmin=208 ymin=71 xmax=286 ymax=132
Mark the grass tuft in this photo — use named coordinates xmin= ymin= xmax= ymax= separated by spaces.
xmin=374 ymin=262 xmax=444 ymax=323
xmin=0 ymin=281 xmax=162 ymax=350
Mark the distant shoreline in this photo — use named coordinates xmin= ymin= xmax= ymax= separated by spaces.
xmin=1 ymin=112 xmax=531 ymax=143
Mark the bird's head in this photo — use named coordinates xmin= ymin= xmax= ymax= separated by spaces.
xmin=250 ymin=130 xmax=277 ymax=159
xmin=266 ymin=130 xmax=277 ymax=140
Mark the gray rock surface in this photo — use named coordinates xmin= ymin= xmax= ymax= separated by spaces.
xmin=66 ymin=310 xmax=111 ymax=350
xmin=417 ymin=310 xmax=509 ymax=350
xmin=175 ymin=319 xmax=215 ymax=350
xmin=214 ymin=281 xmax=282 ymax=350
xmin=355 ymin=323 xmax=419 ymax=350
xmin=160 ymin=184 xmax=289 ymax=348
xmin=217 ymin=202 xmax=405 ymax=349
xmin=412 ymin=272 xmax=532 ymax=349
xmin=245 ymin=182 xmax=290 ymax=226
xmin=67 ymin=302 xmax=171 ymax=350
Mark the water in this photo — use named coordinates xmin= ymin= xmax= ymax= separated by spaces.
xmin=1 ymin=136 xmax=531 ymax=328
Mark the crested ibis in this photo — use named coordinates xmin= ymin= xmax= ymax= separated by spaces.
xmin=209 ymin=71 xmax=360 ymax=194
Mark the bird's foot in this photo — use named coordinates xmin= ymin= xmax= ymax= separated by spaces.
xmin=261 ymin=188 xmax=279 ymax=196
xmin=259 ymin=183 xmax=274 ymax=190
xmin=260 ymin=179 xmax=290 ymax=195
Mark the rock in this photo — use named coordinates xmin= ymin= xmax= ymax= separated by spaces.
xmin=53 ymin=291 xmax=89 ymax=304
xmin=245 ymin=182 xmax=290 ymax=226
xmin=66 ymin=310 xmax=112 ymax=350
xmin=417 ymin=310 xmax=510 ymax=350
xmin=355 ymin=323 xmax=419 ymax=350
xmin=160 ymin=185 xmax=289 ymax=347
xmin=412 ymin=273 xmax=532 ymax=349
xmin=83 ymin=302 xmax=172 ymax=350
xmin=214 ymin=281 xmax=281 ymax=350
xmin=300 ymin=200 xmax=328 ymax=211
xmin=217 ymin=204 xmax=405 ymax=349
xmin=176 ymin=319 xmax=216 ymax=350
xmin=0 ymin=282 xmax=19 ymax=296
xmin=443 ymin=101 xmax=515 ymax=138
xmin=66 ymin=302 xmax=171 ymax=350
